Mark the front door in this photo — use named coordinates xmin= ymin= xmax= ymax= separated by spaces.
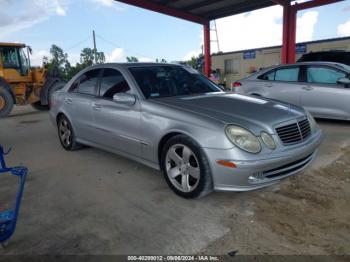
xmin=300 ymin=65 xmax=350 ymax=119
xmin=91 ymin=68 xmax=141 ymax=158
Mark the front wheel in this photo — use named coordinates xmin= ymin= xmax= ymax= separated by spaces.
xmin=160 ymin=135 xmax=213 ymax=199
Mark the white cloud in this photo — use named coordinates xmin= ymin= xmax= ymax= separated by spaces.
xmin=337 ymin=19 xmax=350 ymax=37
xmin=30 ymin=50 xmax=80 ymax=66
xmin=215 ymin=6 xmax=284 ymax=53
xmin=107 ymin=48 xmax=125 ymax=62
xmin=296 ymin=11 xmax=318 ymax=42
xmin=182 ymin=5 xmax=319 ymax=59
xmin=139 ymin=57 xmax=153 ymax=62
xmin=90 ymin=0 xmax=126 ymax=12
xmin=68 ymin=53 xmax=81 ymax=65
xmin=183 ymin=50 xmax=202 ymax=61
xmin=0 ymin=0 xmax=68 ymax=38
xmin=30 ymin=50 xmax=50 ymax=66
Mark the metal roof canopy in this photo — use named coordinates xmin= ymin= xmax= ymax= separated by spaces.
xmin=115 ymin=0 xmax=344 ymax=77
xmin=115 ymin=0 xmax=276 ymax=24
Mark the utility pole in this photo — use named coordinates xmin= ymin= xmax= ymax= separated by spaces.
xmin=93 ymin=30 xmax=97 ymax=64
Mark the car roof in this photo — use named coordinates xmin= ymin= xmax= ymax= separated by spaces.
xmin=88 ymin=62 xmax=184 ymax=69
xmin=259 ymin=61 xmax=350 ymax=72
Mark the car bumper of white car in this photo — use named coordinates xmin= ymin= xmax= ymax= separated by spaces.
xmin=204 ymin=129 xmax=322 ymax=191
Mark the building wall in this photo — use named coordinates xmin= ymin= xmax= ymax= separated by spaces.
xmin=211 ymin=37 xmax=350 ymax=88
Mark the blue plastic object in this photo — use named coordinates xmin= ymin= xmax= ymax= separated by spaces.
xmin=0 ymin=146 xmax=27 ymax=245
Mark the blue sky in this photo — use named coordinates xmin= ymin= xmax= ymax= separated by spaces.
xmin=0 ymin=0 xmax=349 ymax=65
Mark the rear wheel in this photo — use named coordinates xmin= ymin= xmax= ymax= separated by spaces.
xmin=161 ymin=135 xmax=213 ymax=199
xmin=0 ymin=87 xmax=14 ymax=118
xmin=57 ymin=115 xmax=82 ymax=151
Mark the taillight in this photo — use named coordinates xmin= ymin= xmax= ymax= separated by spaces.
xmin=232 ymin=82 xmax=242 ymax=88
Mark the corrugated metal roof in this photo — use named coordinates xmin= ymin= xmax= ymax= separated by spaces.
xmin=162 ymin=0 xmax=276 ymax=20
xmin=116 ymin=0 xmax=281 ymax=22
xmin=0 ymin=42 xmax=26 ymax=48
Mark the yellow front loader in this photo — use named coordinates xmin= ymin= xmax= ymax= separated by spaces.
xmin=0 ymin=42 xmax=65 ymax=117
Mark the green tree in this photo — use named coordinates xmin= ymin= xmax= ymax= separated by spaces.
xmin=185 ymin=54 xmax=204 ymax=72
xmin=80 ymin=48 xmax=105 ymax=66
xmin=43 ymin=45 xmax=106 ymax=81
xmin=126 ymin=56 xmax=139 ymax=62
xmin=155 ymin=58 xmax=167 ymax=63
xmin=46 ymin=44 xmax=69 ymax=78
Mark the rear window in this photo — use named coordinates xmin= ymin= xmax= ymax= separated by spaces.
xmin=258 ymin=67 xmax=299 ymax=82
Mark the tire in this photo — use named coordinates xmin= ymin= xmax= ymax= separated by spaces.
xmin=31 ymin=101 xmax=49 ymax=111
xmin=160 ymin=135 xmax=213 ymax=199
xmin=57 ymin=115 xmax=82 ymax=151
xmin=48 ymin=81 xmax=65 ymax=105
xmin=31 ymin=81 xmax=65 ymax=111
xmin=0 ymin=87 xmax=14 ymax=118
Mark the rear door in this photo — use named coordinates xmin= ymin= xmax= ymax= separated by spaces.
xmin=64 ymin=69 xmax=101 ymax=141
xmin=300 ymin=65 xmax=350 ymax=119
xmin=257 ymin=66 xmax=302 ymax=106
xmin=91 ymin=67 xmax=141 ymax=157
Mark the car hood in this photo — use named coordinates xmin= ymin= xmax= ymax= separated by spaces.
xmin=152 ymin=92 xmax=306 ymax=134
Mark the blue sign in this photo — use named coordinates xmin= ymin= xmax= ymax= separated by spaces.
xmin=243 ymin=50 xmax=256 ymax=60
xmin=296 ymin=44 xmax=307 ymax=54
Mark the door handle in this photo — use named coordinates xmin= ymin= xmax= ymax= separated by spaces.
xmin=302 ymin=86 xmax=313 ymax=91
xmin=264 ymin=84 xmax=273 ymax=88
xmin=64 ymin=98 xmax=73 ymax=104
xmin=92 ymin=103 xmax=103 ymax=111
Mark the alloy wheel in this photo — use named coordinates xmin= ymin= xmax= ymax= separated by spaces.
xmin=165 ymin=144 xmax=200 ymax=193
xmin=59 ymin=119 xmax=72 ymax=147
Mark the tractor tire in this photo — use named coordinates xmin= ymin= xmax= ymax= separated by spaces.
xmin=0 ymin=87 xmax=14 ymax=118
xmin=31 ymin=101 xmax=49 ymax=111
xmin=31 ymin=81 xmax=65 ymax=111
xmin=48 ymin=81 xmax=65 ymax=105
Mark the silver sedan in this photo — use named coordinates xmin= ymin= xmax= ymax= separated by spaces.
xmin=234 ymin=62 xmax=350 ymax=121
xmin=50 ymin=63 xmax=322 ymax=198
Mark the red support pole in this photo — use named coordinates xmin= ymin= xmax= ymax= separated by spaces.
xmin=203 ymin=21 xmax=211 ymax=77
xmin=287 ymin=7 xmax=297 ymax=63
xmin=281 ymin=2 xmax=297 ymax=64
xmin=281 ymin=4 xmax=290 ymax=64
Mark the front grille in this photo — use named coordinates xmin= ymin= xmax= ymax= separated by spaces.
xmin=276 ymin=118 xmax=311 ymax=145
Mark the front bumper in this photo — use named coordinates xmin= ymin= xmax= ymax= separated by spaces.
xmin=203 ymin=129 xmax=322 ymax=191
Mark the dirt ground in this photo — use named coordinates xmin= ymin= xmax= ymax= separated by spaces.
xmin=0 ymin=106 xmax=350 ymax=257
xmin=203 ymin=148 xmax=350 ymax=256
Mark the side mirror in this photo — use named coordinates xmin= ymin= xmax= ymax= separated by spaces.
xmin=337 ymin=77 xmax=350 ymax=87
xmin=113 ymin=93 xmax=136 ymax=105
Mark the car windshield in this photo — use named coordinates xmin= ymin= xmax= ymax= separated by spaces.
xmin=129 ymin=65 xmax=223 ymax=99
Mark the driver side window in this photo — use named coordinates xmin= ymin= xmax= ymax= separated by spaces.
xmin=69 ymin=69 xmax=100 ymax=95
xmin=99 ymin=68 xmax=131 ymax=99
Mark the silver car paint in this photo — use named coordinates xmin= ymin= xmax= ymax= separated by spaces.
xmin=50 ymin=63 xmax=322 ymax=191
xmin=236 ymin=62 xmax=350 ymax=120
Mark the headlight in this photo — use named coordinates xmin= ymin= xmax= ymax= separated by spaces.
xmin=261 ymin=131 xmax=276 ymax=150
xmin=306 ymin=111 xmax=317 ymax=131
xmin=225 ymin=125 xmax=261 ymax=153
